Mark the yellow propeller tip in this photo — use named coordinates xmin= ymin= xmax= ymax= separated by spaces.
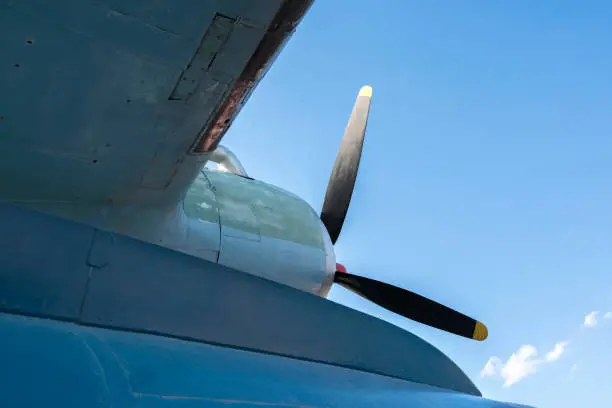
xmin=473 ymin=321 xmax=488 ymax=341
xmin=359 ymin=85 xmax=373 ymax=98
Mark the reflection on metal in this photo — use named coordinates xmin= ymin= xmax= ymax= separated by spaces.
xmin=318 ymin=219 xmax=336 ymax=298
xmin=0 ymin=312 xmax=501 ymax=408
xmin=208 ymin=145 xmax=249 ymax=177
xmin=0 ymin=201 xmax=482 ymax=397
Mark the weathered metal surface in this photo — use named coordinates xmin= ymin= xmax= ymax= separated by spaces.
xmin=192 ymin=0 xmax=314 ymax=153
xmin=0 ymin=0 xmax=304 ymax=206
xmin=168 ymin=15 xmax=236 ymax=102
xmin=0 ymin=0 xmax=328 ymax=294
xmin=0 ymin=202 xmax=480 ymax=396
xmin=199 ymin=169 xmax=330 ymax=294
xmin=13 ymin=165 xmax=330 ymax=294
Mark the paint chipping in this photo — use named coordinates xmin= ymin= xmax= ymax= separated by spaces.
xmin=168 ymin=14 xmax=236 ymax=101
xmin=192 ymin=0 xmax=314 ymax=153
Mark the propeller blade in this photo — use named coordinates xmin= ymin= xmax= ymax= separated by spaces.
xmin=333 ymin=272 xmax=488 ymax=341
xmin=321 ymin=85 xmax=372 ymax=244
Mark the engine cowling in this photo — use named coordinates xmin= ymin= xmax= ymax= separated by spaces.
xmin=183 ymin=168 xmax=336 ymax=296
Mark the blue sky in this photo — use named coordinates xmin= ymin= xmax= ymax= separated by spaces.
xmin=224 ymin=2 xmax=612 ymax=407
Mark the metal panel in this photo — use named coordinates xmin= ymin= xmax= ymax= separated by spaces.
xmin=0 ymin=0 xmax=299 ymax=207
xmin=0 ymin=314 xmax=119 ymax=408
xmin=206 ymin=171 xmax=261 ymax=240
xmin=0 ymin=313 xmax=533 ymax=407
xmin=0 ymin=204 xmax=92 ymax=319
xmin=0 ymin=1 xmax=185 ymax=201
xmin=79 ymin=237 xmax=479 ymax=395
xmin=0 ymin=203 xmax=479 ymax=395
xmin=217 ymin=234 xmax=327 ymax=295
xmin=15 ymin=201 xmax=221 ymax=263
xmin=206 ymin=169 xmax=329 ymax=294
xmin=168 ymin=14 xmax=236 ymax=102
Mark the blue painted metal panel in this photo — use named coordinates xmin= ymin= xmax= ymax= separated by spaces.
xmin=0 ymin=313 xmax=532 ymax=408
xmin=0 ymin=203 xmax=92 ymax=319
xmin=0 ymin=202 xmax=480 ymax=396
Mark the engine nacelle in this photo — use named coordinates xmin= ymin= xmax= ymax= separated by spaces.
xmin=183 ymin=165 xmax=336 ymax=296
xmin=11 ymin=145 xmax=336 ymax=297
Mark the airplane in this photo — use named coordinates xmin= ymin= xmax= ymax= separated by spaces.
xmin=0 ymin=0 xmax=532 ymax=407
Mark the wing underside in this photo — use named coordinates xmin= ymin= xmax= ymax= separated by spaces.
xmin=0 ymin=0 xmax=312 ymax=206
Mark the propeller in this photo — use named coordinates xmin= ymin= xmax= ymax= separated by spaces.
xmin=320 ymin=86 xmax=371 ymax=245
xmin=320 ymin=86 xmax=488 ymax=342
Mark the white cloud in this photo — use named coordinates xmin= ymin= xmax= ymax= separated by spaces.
xmin=500 ymin=345 xmax=540 ymax=387
xmin=545 ymin=341 xmax=569 ymax=362
xmin=481 ymin=357 xmax=502 ymax=377
xmin=480 ymin=342 xmax=569 ymax=387
xmin=583 ymin=311 xmax=599 ymax=327
xmin=604 ymin=311 xmax=612 ymax=319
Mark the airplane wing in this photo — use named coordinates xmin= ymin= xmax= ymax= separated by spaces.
xmin=0 ymin=0 xmax=313 ymax=206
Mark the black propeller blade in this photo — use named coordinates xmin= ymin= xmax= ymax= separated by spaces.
xmin=321 ymin=86 xmax=488 ymax=341
xmin=334 ymin=271 xmax=488 ymax=341
xmin=320 ymin=86 xmax=372 ymax=244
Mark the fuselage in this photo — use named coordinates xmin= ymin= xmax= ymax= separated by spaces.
xmin=0 ymin=197 xmax=531 ymax=407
